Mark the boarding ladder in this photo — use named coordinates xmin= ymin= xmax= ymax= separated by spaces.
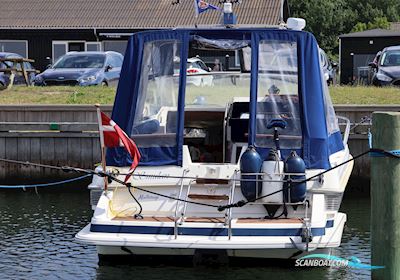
xmin=173 ymin=170 xmax=238 ymax=240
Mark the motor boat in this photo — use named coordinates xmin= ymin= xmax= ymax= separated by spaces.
xmin=76 ymin=19 xmax=353 ymax=260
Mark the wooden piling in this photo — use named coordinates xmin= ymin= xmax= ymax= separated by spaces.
xmin=371 ymin=112 xmax=400 ymax=280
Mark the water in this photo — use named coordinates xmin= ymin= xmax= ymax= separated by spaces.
xmin=0 ymin=184 xmax=371 ymax=280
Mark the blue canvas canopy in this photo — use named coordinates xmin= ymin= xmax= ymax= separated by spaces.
xmin=106 ymin=28 xmax=343 ymax=170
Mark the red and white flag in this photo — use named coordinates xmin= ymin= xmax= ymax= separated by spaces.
xmin=98 ymin=110 xmax=141 ymax=183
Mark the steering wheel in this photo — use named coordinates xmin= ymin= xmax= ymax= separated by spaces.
xmin=266 ymin=118 xmax=287 ymax=130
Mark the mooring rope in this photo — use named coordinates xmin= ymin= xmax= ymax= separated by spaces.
xmin=0 ymin=174 xmax=92 ymax=189
xmin=0 ymin=148 xmax=398 ymax=210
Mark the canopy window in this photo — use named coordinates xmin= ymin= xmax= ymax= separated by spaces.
xmin=131 ymin=40 xmax=182 ymax=163
xmin=255 ymin=40 xmax=301 ymax=150
xmin=185 ymin=35 xmax=251 ymax=107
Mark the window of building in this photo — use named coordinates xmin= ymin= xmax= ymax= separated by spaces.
xmin=53 ymin=42 xmax=68 ymax=62
xmin=103 ymin=41 xmax=128 ymax=55
xmin=86 ymin=42 xmax=101 ymax=52
xmin=52 ymin=41 xmax=102 ymax=63
xmin=0 ymin=40 xmax=28 ymax=57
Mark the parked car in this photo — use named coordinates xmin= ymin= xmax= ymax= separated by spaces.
xmin=367 ymin=51 xmax=382 ymax=85
xmin=0 ymin=52 xmax=37 ymax=90
xmin=186 ymin=57 xmax=213 ymax=86
xmin=319 ymin=49 xmax=337 ymax=85
xmin=370 ymin=46 xmax=400 ymax=86
xmin=34 ymin=51 xmax=123 ymax=87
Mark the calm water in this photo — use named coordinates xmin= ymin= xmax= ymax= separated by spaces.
xmin=0 ymin=182 xmax=371 ymax=280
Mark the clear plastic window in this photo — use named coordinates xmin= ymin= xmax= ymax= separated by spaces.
xmin=255 ymin=40 xmax=302 ymax=149
xmin=185 ymin=72 xmax=251 ymax=106
xmin=321 ymin=64 xmax=339 ymax=136
xmin=185 ymin=37 xmax=251 ymax=107
xmin=132 ymin=40 xmax=181 ymax=147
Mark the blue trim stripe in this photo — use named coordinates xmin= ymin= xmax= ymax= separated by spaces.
xmin=90 ymin=220 xmax=334 ymax=237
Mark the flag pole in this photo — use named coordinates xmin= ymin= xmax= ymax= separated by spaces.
xmin=95 ymin=104 xmax=108 ymax=191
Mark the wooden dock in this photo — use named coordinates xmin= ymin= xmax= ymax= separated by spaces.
xmin=0 ymin=104 xmax=398 ymax=182
xmin=0 ymin=105 xmax=111 ymax=181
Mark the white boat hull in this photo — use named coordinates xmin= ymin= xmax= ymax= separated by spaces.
xmin=76 ymin=145 xmax=353 ymax=260
xmin=76 ymin=212 xmax=346 ymax=259
xmin=97 ymin=246 xmax=332 ymax=259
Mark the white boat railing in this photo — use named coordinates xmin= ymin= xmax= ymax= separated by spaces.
xmin=227 ymin=170 xmax=238 ymax=240
xmin=337 ymin=116 xmax=351 ymax=146
xmin=174 ymin=169 xmax=189 ymax=239
xmin=179 ymin=180 xmax=193 ymax=226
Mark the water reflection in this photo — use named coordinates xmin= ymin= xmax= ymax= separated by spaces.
xmin=0 ymin=188 xmax=98 ymax=280
xmin=0 ymin=186 xmax=371 ymax=280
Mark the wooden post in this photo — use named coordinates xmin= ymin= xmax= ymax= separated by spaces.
xmin=6 ymin=71 xmax=15 ymax=90
xmin=19 ymin=61 xmax=30 ymax=86
xmin=371 ymin=112 xmax=400 ymax=279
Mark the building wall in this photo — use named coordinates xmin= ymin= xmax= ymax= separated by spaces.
xmin=0 ymin=29 xmax=245 ymax=73
xmin=0 ymin=29 xmax=134 ymax=71
xmin=0 ymin=29 xmax=94 ymax=70
xmin=340 ymin=36 xmax=400 ymax=84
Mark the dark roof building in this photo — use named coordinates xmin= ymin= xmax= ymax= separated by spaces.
xmin=0 ymin=0 xmax=287 ymax=70
xmin=0 ymin=0 xmax=284 ymax=29
xmin=339 ymin=28 xmax=400 ymax=84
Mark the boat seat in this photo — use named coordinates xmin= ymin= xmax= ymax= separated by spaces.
xmin=132 ymin=118 xmax=160 ymax=134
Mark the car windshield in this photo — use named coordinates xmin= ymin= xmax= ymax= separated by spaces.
xmin=380 ymin=51 xmax=400 ymax=67
xmin=53 ymin=54 xmax=105 ymax=69
xmin=187 ymin=61 xmax=209 ymax=71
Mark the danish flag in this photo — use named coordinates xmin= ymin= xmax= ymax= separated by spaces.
xmin=100 ymin=111 xmax=141 ymax=183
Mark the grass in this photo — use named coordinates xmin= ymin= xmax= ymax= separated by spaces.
xmin=0 ymin=85 xmax=399 ymax=105
xmin=0 ymin=86 xmax=116 ymax=105
xmin=329 ymin=86 xmax=400 ymax=105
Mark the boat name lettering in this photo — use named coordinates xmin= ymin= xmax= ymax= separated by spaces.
xmin=134 ymin=172 xmax=172 ymax=180
xmin=138 ymin=194 xmax=159 ymax=200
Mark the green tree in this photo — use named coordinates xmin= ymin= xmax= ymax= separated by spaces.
xmin=289 ymin=0 xmax=400 ymax=57
xmin=347 ymin=0 xmax=400 ymax=23
xmin=351 ymin=17 xmax=390 ymax=32
xmin=289 ymin=0 xmax=355 ymax=56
